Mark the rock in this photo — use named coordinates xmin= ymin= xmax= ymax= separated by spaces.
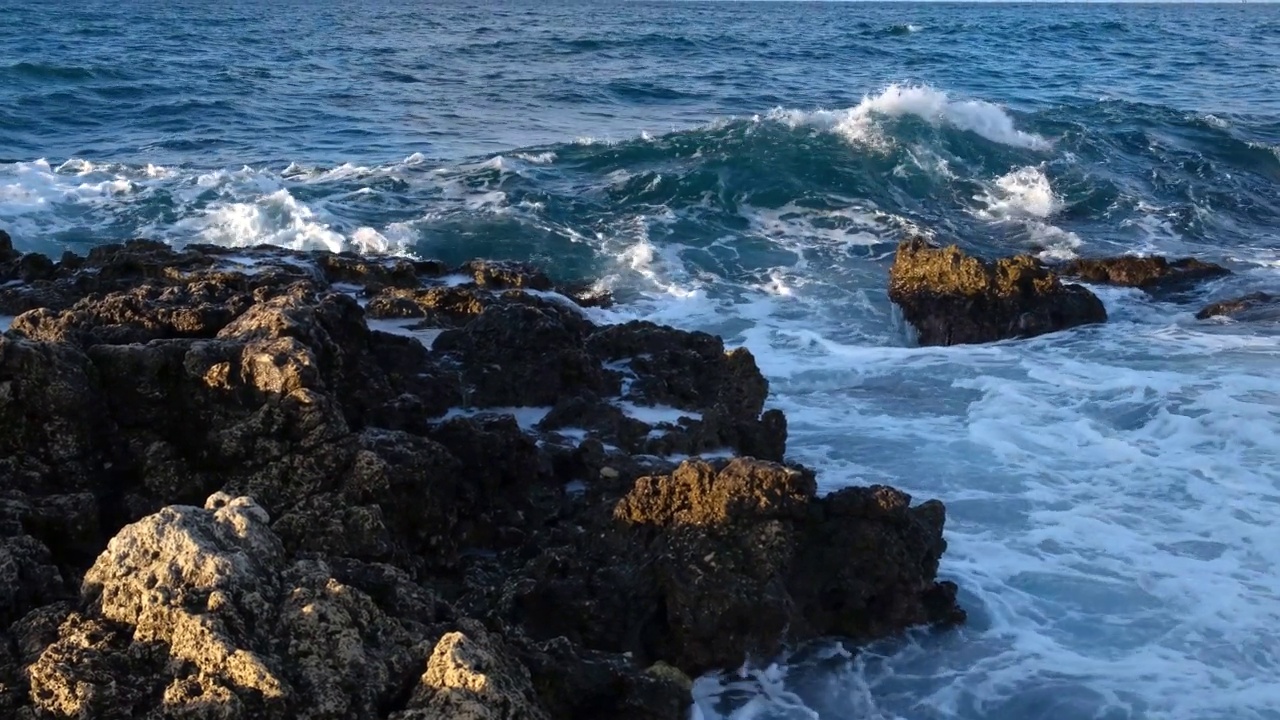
xmin=560 ymin=282 xmax=614 ymax=309
xmin=515 ymin=635 xmax=691 ymax=720
xmin=509 ymin=458 xmax=964 ymax=677
xmin=25 ymin=494 xmax=429 ymax=719
xmin=434 ymin=303 xmax=614 ymax=407
xmin=365 ymin=286 xmax=493 ymax=325
xmin=1061 ymin=255 xmax=1230 ymax=295
xmin=0 ymin=337 xmax=111 ymax=496
xmin=1196 ymin=291 xmax=1279 ymax=321
xmin=888 ymin=238 xmax=1107 ymax=346
xmin=390 ymin=618 xmax=549 ymax=720
xmin=0 ymin=232 xmax=962 ymax=719
xmin=9 ymin=283 xmax=252 ymax=345
xmin=0 ymin=229 xmax=18 ymax=265
xmin=460 ymin=260 xmax=553 ymax=291
xmin=312 ymin=252 xmax=430 ymax=290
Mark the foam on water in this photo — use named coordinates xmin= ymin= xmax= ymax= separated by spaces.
xmin=770 ymin=84 xmax=1052 ymax=152
xmin=614 ymin=401 xmax=703 ymax=425
xmin=440 ymin=405 xmax=554 ymax=431
xmin=591 ymin=238 xmax=1280 ymax=719
xmin=973 ymin=166 xmax=1082 ymax=259
xmin=366 ymin=319 xmax=446 ymax=350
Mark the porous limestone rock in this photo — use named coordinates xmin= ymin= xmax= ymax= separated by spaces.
xmin=888 ymin=237 xmax=1107 ymax=346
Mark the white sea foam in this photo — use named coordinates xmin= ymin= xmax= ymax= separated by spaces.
xmin=174 ymin=188 xmax=349 ymax=252
xmin=770 ymin=84 xmax=1051 ymax=151
xmin=0 ymin=315 xmax=13 ymax=332
xmin=973 ymin=166 xmax=1082 ymax=259
xmin=589 ymin=230 xmax=1280 ymax=720
xmin=514 ymin=151 xmax=557 ymax=164
xmin=365 ymin=319 xmax=446 ymax=350
xmin=440 ymin=405 xmax=554 ymax=431
xmin=977 ymin=166 xmax=1060 ymax=220
xmin=614 ymin=401 xmax=702 ymax=425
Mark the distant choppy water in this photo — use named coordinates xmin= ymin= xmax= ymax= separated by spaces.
xmin=3 ymin=1 xmax=1280 ymax=718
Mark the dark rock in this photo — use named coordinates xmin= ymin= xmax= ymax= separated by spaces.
xmin=1196 ymin=291 xmax=1279 ymax=321
xmin=515 ymin=634 xmax=692 ymax=720
xmin=510 ymin=458 xmax=964 ymax=677
xmin=561 ymin=282 xmax=615 ymax=309
xmin=313 ymin=252 xmax=425 ymax=290
xmin=435 ymin=303 xmax=615 ymax=407
xmin=366 ymin=286 xmax=494 ymax=325
xmin=17 ymin=254 xmax=54 ymax=283
xmin=888 ymin=238 xmax=1107 ymax=346
xmin=0 ymin=229 xmax=18 ymax=264
xmin=9 ymin=283 xmax=252 ymax=345
xmin=0 ymin=231 xmax=962 ymax=719
xmin=460 ymin=259 xmax=553 ymax=291
xmin=1061 ymin=255 xmax=1230 ymax=294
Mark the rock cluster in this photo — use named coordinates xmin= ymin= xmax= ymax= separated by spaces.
xmin=0 ymin=229 xmax=964 ymax=719
xmin=1195 ymin=291 xmax=1279 ymax=321
xmin=887 ymin=237 xmax=1258 ymax=346
xmin=887 ymin=238 xmax=1107 ymax=346
xmin=1060 ymin=255 xmax=1230 ymax=295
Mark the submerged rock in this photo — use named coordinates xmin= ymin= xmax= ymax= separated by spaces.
xmin=0 ymin=230 xmax=966 ymax=718
xmin=1061 ymin=255 xmax=1230 ymax=295
xmin=887 ymin=238 xmax=1107 ymax=346
xmin=1196 ymin=291 xmax=1279 ymax=321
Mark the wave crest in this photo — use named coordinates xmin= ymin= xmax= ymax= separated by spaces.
xmin=771 ymin=84 xmax=1051 ymax=151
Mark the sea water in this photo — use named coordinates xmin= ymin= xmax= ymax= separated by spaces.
xmin=2 ymin=1 xmax=1279 ymax=718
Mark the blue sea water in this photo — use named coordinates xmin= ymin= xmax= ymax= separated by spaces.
xmin=3 ymin=1 xmax=1280 ymax=718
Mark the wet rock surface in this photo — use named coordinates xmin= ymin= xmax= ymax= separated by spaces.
xmin=1060 ymin=255 xmax=1231 ymax=296
xmin=0 ymin=231 xmax=964 ymax=718
xmin=888 ymin=238 xmax=1107 ymax=346
xmin=1196 ymin=291 xmax=1279 ymax=321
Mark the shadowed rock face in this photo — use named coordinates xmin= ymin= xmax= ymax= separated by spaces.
xmin=888 ymin=238 xmax=1107 ymax=346
xmin=1196 ymin=292 xmax=1279 ymax=322
xmin=0 ymin=232 xmax=965 ymax=719
xmin=1061 ymin=255 xmax=1230 ymax=295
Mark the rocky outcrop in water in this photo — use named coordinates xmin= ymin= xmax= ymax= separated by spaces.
xmin=887 ymin=238 xmax=1107 ymax=346
xmin=1196 ymin=291 xmax=1279 ymax=322
xmin=1060 ymin=255 xmax=1231 ymax=296
xmin=0 ymin=231 xmax=964 ymax=718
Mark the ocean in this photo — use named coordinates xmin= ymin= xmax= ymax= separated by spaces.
xmin=2 ymin=1 xmax=1279 ymax=718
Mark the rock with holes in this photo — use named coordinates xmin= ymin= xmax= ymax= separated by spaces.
xmin=389 ymin=618 xmax=548 ymax=720
xmin=888 ymin=238 xmax=1107 ymax=346
xmin=1060 ymin=255 xmax=1230 ymax=296
xmin=506 ymin=457 xmax=964 ymax=677
xmin=21 ymin=494 xmax=429 ymax=720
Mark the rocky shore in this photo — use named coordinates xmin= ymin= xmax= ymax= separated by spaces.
xmin=888 ymin=237 xmax=1267 ymax=346
xmin=0 ymin=229 xmax=965 ymax=719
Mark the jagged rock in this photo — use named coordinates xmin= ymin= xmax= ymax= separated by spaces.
xmin=0 ymin=337 xmax=111 ymax=495
xmin=390 ymin=618 xmax=549 ymax=720
xmin=0 ymin=233 xmax=961 ymax=719
xmin=434 ymin=303 xmax=615 ymax=407
xmin=10 ymin=283 xmax=253 ymax=345
xmin=0 ymin=229 xmax=19 ymax=266
xmin=0 ymin=534 xmax=71 ymax=626
xmin=460 ymin=260 xmax=553 ymax=291
xmin=366 ymin=286 xmax=494 ymax=326
xmin=560 ymin=282 xmax=614 ymax=309
xmin=1060 ymin=255 xmax=1230 ymax=295
xmin=888 ymin=238 xmax=1107 ymax=346
xmin=514 ymin=635 xmax=691 ymax=720
xmin=1196 ymin=291 xmax=1279 ymax=321
xmin=24 ymin=494 xmax=429 ymax=719
xmin=312 ymin=252 xmax=436 ymax=290
xmin=508 ymin=457 xmax=964 ymax=677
